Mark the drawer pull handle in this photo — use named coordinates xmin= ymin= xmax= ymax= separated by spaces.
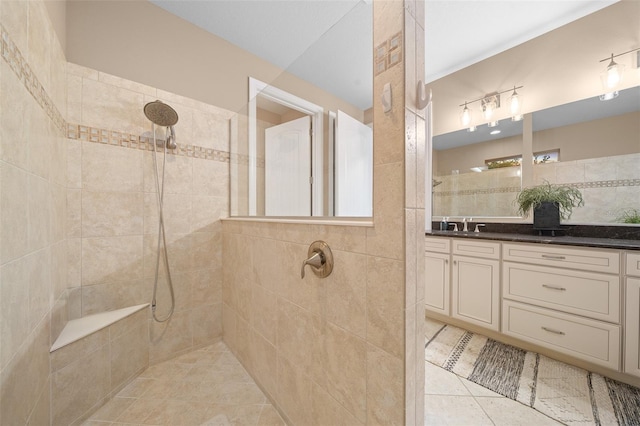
xmin=542 ymin=284 xmax=566 ymax=291
xmin=541 ymin=255 xmax=566 ymax=260
xmin=541 ymin=326 xmax=565 ymax=335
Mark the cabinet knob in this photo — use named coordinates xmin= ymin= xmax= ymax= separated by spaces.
xmin=453 ymin=260 xmax=457 ymax=265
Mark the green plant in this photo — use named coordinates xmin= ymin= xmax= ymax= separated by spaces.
xmin=486 ymin=159 xmax=521 ymax=169
xmin=617 ymin=208 xmax=640 ymax=224
xmin=515 ymin=181 xmax=584 ymax=220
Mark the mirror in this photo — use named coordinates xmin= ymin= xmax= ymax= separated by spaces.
xmin=229 ymin=2 xmax=373 ymax=218
xmin=428 ymin=1 xmax=640 ymax=225
xmin=433 ymin=120 xmax=523 ymax=218
xmin=532 ymin=86 xmax=640 ymax=224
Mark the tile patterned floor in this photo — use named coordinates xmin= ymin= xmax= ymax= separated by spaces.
xmin=85 ymin=319 xmax=566 ymax=425
xmin=424 ymin=317 xmax=564 ymax=426
xmin=83 ymin=341 xmax=285 ymax=426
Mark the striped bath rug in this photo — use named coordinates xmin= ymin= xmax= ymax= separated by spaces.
xmin=425 ymin=322 xmax=640 ymax=425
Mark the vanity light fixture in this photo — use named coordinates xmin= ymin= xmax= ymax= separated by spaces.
xmin=489 ymin=129 xmax=501 ymax=135
xmin=459 ymin=85 xmax=523 ymax=129
xmin=599 ymin=47 xmax=640 ymax=101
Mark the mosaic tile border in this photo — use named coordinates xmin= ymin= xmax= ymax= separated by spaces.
xmin=1 ymin=23 xmax=66 ymax=134
xmin=66 ymin=124 xmax=230 ymax=162
xmin=434 ymin=186 xmax=521 ymax=197
xmin=1 ymin=23 xmax=230 ymax=164
xmin=434 ymin=179 xmax=640 ymax=198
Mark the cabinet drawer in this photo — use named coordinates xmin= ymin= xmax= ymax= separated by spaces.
xmin=425 ymin=236 xmax=450 ymax=254
xmin=627 ymin=252 xmax=640 ymax=277
xmin=452 ymin=239 xmax=500 ymax=260
xmin=503 ymin=243 xmax=619 ymax=274
xmin=502 ymin=300 xmax=620 ymax=370
xmin=503 ymin=262 xmax=620 ymax=323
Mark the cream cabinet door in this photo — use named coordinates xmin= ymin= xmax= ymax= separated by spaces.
xmin=425 ymin=252 xmax=450 ymax=315
xmin=452 ymin=255 xmax=500 ymax=331
xmin=625 ymin=277 xmax=640 ymax=378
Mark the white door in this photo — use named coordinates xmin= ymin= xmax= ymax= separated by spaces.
xmin=265 ymin=116 xmax=311 ymax=216
xmin=334 ymin=110 xmax=373 ymax=216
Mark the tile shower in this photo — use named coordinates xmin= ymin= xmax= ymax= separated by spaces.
xmin=0 ymin=2 xmax=229 ymax=423
xmin=0 ymin=0 xmax=423 ymax=424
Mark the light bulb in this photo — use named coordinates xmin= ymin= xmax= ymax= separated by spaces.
xmin=605 ymin=59 xmax=621 ymax=89
xmin=460 ymin=103 xmax=472 ymax=127
xmin=600 ymin=54 xmax=625 ymax=100
xmin=509 ymin=87 xmax=522 ymax=116
xmin=482 ymin=96 xmax=496 ymax=121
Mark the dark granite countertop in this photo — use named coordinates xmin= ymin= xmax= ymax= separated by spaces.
xmin=426 ymin=230 xmax=640 ymax=251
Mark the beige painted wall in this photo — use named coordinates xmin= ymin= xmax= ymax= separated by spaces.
xmin=427 ymin=1 xmax=640 ymax=136
xmin=65 ymin=0 xmax=363 ymax=121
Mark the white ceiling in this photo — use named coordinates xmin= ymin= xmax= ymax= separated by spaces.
xmin=150 ymin=0 xmax=618 ymax=111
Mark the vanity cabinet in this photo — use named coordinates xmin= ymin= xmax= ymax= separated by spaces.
xmin=451 ymin=240 xmax=500 ymax=331
xmin=501 ymin=243 xmax=621 ymax=370
xmin=624 ymin=252 xmax=640 ymax=378
xmin=424 ymin=237 xmax=450 ymax=315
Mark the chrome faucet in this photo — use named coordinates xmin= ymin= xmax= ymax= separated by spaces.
xmin=448 ymin=223 xmax=459 ymax=232
xmin=474 ymin=224 xmax=486 ymax=233
xmin=462 ymin=217 xmax=470 ymax=232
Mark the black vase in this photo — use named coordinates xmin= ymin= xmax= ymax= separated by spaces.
xmin=533 ymin=202 xmax=560 ymax=230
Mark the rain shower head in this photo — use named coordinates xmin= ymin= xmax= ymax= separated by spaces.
xmin=144 ymin=100 xmax=178 ymax=127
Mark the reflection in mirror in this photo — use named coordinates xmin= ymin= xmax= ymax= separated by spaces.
xmin=428 ymin=1 xmax=639 ymax=226
xmin=433 ymin=120 xmax=523 ymax=218
xmin=229 ymin=1 xmax=373 ymax=218
xmin=532 ymin=86 xmax=640 ymax=224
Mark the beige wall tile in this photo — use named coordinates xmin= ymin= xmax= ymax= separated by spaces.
xmin=67 ymin=237 xmax=82 ymax=289
xmin=1 ymin=0 xmax=28 ymax=55
xmin=0 ymin=256 xmax=30 ymax=369
xmin=148 ymin=310 xmax=192 ymax=364
xmin=81 ymin=78 xmax=147 ymax=135
xmin=366 ymin=161 xmax=405 ymax=260
xmin=311 ymin=382 xmax=364 ymax=426
xmin=110 ymin=322 xmax=149 ymax=390
xmin=67 ymin=188 xmax=82 ymax=238
xmin=82 ymin=191 xmax=143 ymax=237
xmin=28 ymin=106 xmax=52 ymax=180
xmin=143 ymin=192 xmax=191 ymax=235
xmin=191 ymin=267 xmax=222 ymax=308
xmin=191 ymin=231 xmax=221 ymax=271
xmin=322 ymin=322 xmax=367 ymax=422
xmin=51 ymin=183 xmax=67 ymax=243
xmin=277 ymin=298 xmax=321 ymax=376
xmin=191 ymin=195 xmax=227 ymax=233
xmin=366 ymin=343 xmax=404 ymax=425
xmin=67 ymin=73 xmax=83 ymax=125
xmin=250 ymin=284 xmax=277 ymax=344
xmin=82 ymin=236 xmax=143 ymax=286
xmin=51 ymin=328 xmax=109 ymax=372
xmin=67 ymin=139 xmax=82 ymax=188
xmin=1 ymin=162 xmax=29 ymax=263
xmin=162 ymin=155 xmax=193 ymax=195
xmin=249 ymin=330 xmax=277 ymax=399
xmin=81 ymin=279 xmax=147 ymax=316
xmin=27 ymin=1 xmax=53 ymax=94
xmin=0 ymin=60 xmax=30 ymax=170
xmin=405 ymin=110 xmax=418 ymax=208
xmin=308 ymin=224 xmax=367 ymax=254
xmin=27 ymin=375 xmax=51 ymax=426
xmin=51 ymin=345 xmax=110 ymax=426
xmin=99 ymin=71 xmax=158 ymax=97
xmin=367 ymin=256 xmax=405 ymax=358
xmin=277 ymin=355 xmax=313 ymax=426
xmin=27 ymin=248 xmax=51 ymax=332
xmin=82 ymin=142 xmax=143 ymax=192
xmin=325 ymin=250 xmax=367 ymax=338
xmin=28 ymin=174 xmax=51 ymax=251
xmin=278 ymin=241 xmax=325 ymax=316
xmin=193 ymin=157 xmax=228 ymax=197
xmin=191 ymin=303 xmax=222 ymax=346
xmin=0 ymin=319 xmax=50 ymax=426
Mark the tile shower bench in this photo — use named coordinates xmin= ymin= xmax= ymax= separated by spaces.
xmin=49 ymin=304 xmax=149 ymax=425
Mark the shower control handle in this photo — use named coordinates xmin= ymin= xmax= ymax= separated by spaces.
xmin=301 ymin=241 xmax=334 ymax=279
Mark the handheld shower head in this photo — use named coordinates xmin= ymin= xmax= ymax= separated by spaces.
xmin=144 ymin=100 xmax=178 ymax=127
xmin=144 ymin=101 xmax=178 ymax=149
